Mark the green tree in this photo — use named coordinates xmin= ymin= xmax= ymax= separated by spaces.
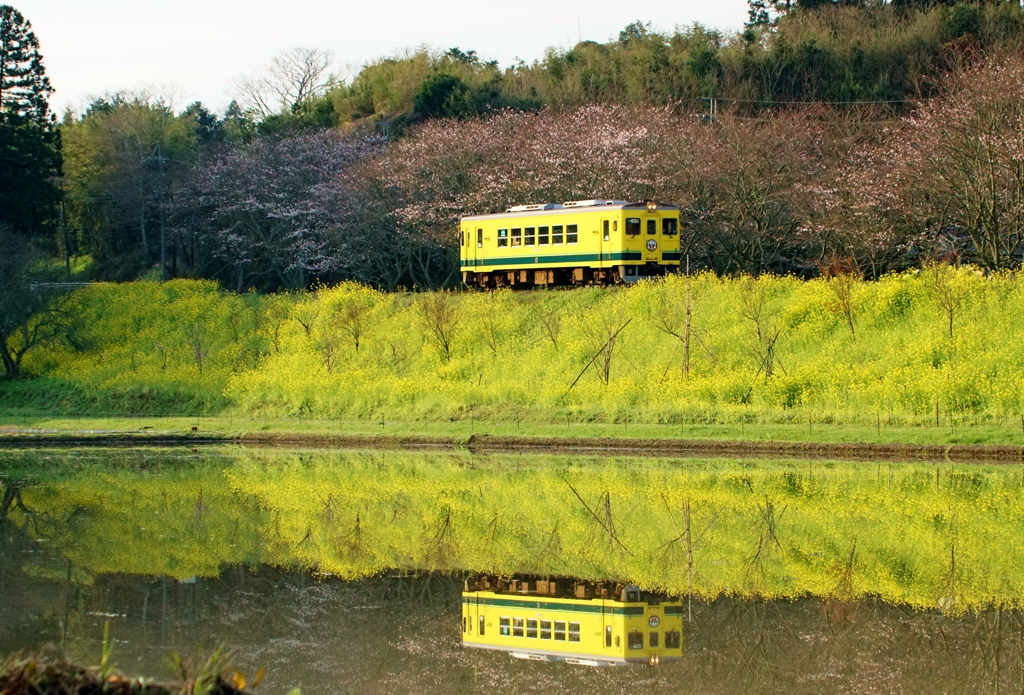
xmin=0 ymin=113 xmax=60 ymax=236
xmin=0 ymin=5 xmax=59 ymax=238
xmin=0 ymin=225 xmax=72 ymax=378
xmin=61 ymin=95 xmax=197 ymax=278
xmin=414 ymin=73 xmax=470 ymax=119
xmin=0 ymin=4 xmax=53 ymax=124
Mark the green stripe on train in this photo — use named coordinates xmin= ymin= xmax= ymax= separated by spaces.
xmin=460 ymin=252 xmax=680 ymax=268
xmin=462 ymin=596 xmax=648 ymax=616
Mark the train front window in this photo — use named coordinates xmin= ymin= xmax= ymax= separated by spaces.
xmin=525 ymin=227 xmax=535 ymax=245
xmin=511 ymin=228 xmax=522 ymax=246
xmin=626 ymin=218 xmax=641 ymax=236
xmin=647 ymin=219 xmax=656 ymax=235
xmin=662 ymin=218 xmax=678 ymax=235
xmin=513 ymin=618 xmax=524 ymax=637
xmin=649 ymin=631 xmax=660 ymax=648
xmin=568 ymin=622 xmax=581 ymax=642
xmin=552 ymin=225 xmax=563 ymax=244
xmin=566 ymin=225 xmax=578 ymax=244
xmin=665 ymin=631 xmax=681 ymax=649
xmin=540 ymin=620 xmax=552 ymax=639
xmin=628 ymin=630 xmax=644 ymax=650
xmin=527 ymin=619 xmax=538 ymax=638
xmin=538 ymin=226 xmax=549 ymax=245
xmin=554 ymin=621 xmax=566 ymax=640
xmin=497 ymin=228 xmax=508 ymax=248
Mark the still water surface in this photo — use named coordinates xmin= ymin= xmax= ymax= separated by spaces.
xmin=3 ymin=447 xmax=1024 ymax=693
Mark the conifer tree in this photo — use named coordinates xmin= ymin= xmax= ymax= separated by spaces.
xmin=746 ymin=0 xmax=771 ymax=29
xmin=0 ymin=5 xmax=59 ymax=237
xmin=0 ymin=5 xmax=53 ymax=125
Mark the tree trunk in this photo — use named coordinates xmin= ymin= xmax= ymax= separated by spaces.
xmin=140 ymin=211 xmax=149 ymax=261
xmin=0 ymin=331 xmax=19 ymax=378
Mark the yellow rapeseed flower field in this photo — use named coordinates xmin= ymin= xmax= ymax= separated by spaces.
xmin=20 ymin=268 xmax=1024 ymax=425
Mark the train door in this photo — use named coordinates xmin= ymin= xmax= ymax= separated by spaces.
xmin=601 ymin=602 xmax=614 ymax=655
xmin=600 ymin=218 xmax=610 ymax=265
xmin=467 ymin=595 xmax=483 ymax=639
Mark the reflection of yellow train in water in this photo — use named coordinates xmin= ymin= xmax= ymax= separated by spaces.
xmin=461 ymin=576 xmax=683 ymax=666
xmin=459 ymin=200 xmax=682 ymax=288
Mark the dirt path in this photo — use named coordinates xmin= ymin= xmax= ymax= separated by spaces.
xmin=1 ymin=430 xmax=1023 ymax=463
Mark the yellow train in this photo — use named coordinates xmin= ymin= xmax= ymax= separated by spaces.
xmin=459 ymin=200 xmax=682 ymax=288
xmin=461 ymin=576 xmax=684 ymax=666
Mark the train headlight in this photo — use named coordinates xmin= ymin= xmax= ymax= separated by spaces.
xmin=646 ymin=202 xmax=658 ymax=213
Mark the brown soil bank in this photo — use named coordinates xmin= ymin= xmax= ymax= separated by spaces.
xmin=2 ymin=430 xmax=1023 ymax=463
xmin=0 ymin=654 xmax=247 ymax=695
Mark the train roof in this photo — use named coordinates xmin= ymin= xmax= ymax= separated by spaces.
xmin=462 ymin=200 xmax=680 ymax=222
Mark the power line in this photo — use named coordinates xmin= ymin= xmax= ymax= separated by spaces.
xmin=699 ymin=95 xmax=940 ymax=106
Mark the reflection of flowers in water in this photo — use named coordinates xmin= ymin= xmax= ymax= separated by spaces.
xmin=13 ymin=450 xmax=1024 ymax=612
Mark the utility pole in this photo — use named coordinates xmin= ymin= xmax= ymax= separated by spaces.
xmin=144 ymin=141 xmax=170 ymax=281
xmin=157 ymin=142 xmax=167 ymax=282
xmin=58 ymin=176 xmax=70 ymax=281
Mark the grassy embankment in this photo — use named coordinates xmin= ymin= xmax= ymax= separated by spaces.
xmin=2 ymin=268 xmax=1024 ymax=446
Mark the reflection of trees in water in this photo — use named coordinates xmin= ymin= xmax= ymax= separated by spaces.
xmin=745 ymin=495 xmax=786 ymax=593
xmin=686 ymin=598 xmax=1024 ymax=694
xmin=10 ymin=552 xmax=1024 ymax=693
xmin=423 ymin=505 xmax=457 ymax=569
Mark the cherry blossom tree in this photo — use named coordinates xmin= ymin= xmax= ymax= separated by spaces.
xmin=172 ymin=130 xmax=381 ymax=292
xmin=895 ymin=55 xmax=1024 ymax=270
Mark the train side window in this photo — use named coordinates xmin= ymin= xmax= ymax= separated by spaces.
xmin=540 ymin=620 xmax=552 ymax=639
xmin=566 ymin=225 xmax=578 ymax=244
xmin=552 ymin=225 xmax=564 ymax=244
xmin=497 ymin=228 xmax=508 ymax=248
xmin=511 ymin=228 xmax=522 ymax=246
xmin=626 ymin=218 xmax=641 ymax=236
xmin=605 ymin=626 xmax=612 ymax=648
xmin=568 ymin=622 xmax=581 ymax=642
xmin=525 ymin=227 xmax=536 ymax=245
xmin=527 ymin=619 xmax=538 ymax=638
xmin=649 ymin=631 xmax=660 ymax=648
xmin=463 ymin=616 xmax=467 ymax=633
xmin=647 ymin=219 xmax=657 ymax=235
xmin=613 ymin=220 xmax=618 ymax=232
xmin=602 ymin=220 xmax=609 ymax=241
xmin=500 ymin=617 xmax=511 ymax=636
xmin=628 ymin=630 xmax=644 ymax=650
xmin=554 ymin=621 xmax=566 ymax=641
xmin=665 ymin=631 xmax=681 ymax=649
xmin=662 ymin=218 xmax=678 ymax=236
xmin=479 ymin=615 xmax=486 ymax=636
xmin=513 ymin=618 xmax=524 ymax=637
xmin=461 ymin=231 xmax=465 ymax=247
xmin=477 ymin=228 xmax=483 ymax=248
xmin=615 ymin=636 xmax=621 ymax=647
xmin=538 ymin=226 xmax=549 ymax=245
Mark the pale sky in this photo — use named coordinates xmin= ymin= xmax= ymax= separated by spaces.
xmin=16 ymin=0 xmax=750 ymax=116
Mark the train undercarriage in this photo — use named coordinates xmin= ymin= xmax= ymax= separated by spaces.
xmin=462 ymin=263 xmax=672 ymax=289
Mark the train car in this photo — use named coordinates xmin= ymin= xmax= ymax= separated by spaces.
xmin=459 ymin=200 xmax=681 ymax=288
xmin=461 ymin=575 xmax=684 ymax=667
